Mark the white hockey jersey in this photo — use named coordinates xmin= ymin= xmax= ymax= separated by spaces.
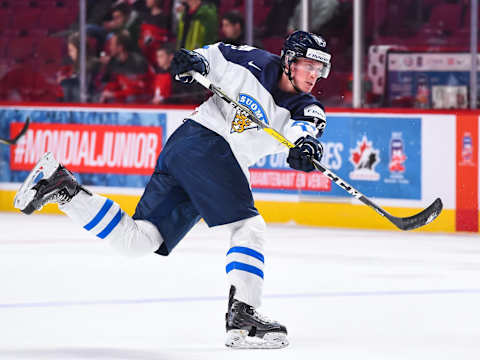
xmin=189 ymin=43 xmax=327 ymax=177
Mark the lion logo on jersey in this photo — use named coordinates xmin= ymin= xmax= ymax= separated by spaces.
xmin=231 ymin=112 xmax=253 ymax=133
xmin=230 ymin=93 xmax=269 ymax=133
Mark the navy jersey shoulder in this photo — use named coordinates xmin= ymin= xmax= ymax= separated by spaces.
xmin=217 ymin=43 xmax=324 ymax=120
xmin=217 ymin=42 xmax=281 ymax=91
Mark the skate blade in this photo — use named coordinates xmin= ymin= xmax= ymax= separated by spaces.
xmin=225 ymin=330 xmax=289 ymax=349
xmin=14 ymin=152 xmax=60 ymax=213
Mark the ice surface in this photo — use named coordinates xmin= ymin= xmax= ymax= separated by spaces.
xmin=0 ymin=212 xmax=479 ymax=360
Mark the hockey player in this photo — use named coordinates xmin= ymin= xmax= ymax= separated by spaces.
xmin=14 ymin=31 xmax=331 ymax=349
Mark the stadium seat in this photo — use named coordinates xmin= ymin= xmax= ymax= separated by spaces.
xmin=40 ymin=60 xmax=62 ymax=82
xmin=7 ymin=37 xmax=37 ymax=62
xmin=29 ymin=29 xmax=49 ymax=37
xmin=0 ymin=36 xmax=8 ymax=58
xmin=11 ymin=9 xmax=42 ymax=32
xmin=9 ymin=0 xmax=32 ymax=9
xmin=365 ymin=0 xmax=387 ymax=38
xmin=262 ymin=36 xmax=284 ymax=55
xmin=0 ymin=8 xmax=10 ymax=27
xmin=419 ymin=3 xmax=463 ymax=35
xmin=37 ymin=37 xmax=64 ymax=63
xmin=38 ymin=8 xmax=77 ymax=33
xmin=253 ymin=0 xmax=273 ymax=28
xmin=461 ymin=1 xmax=480 ymax=29
xmin=0 ymin=62 xmax=61 ymax=101
xmin=219 ymin=0 xmax=242 ymax=17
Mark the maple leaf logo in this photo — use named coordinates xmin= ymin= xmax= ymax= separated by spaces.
xmin=349 ymin=135 xmax=380 ymax=181
xmin=351 ymin=139 xmax=370 ymax=165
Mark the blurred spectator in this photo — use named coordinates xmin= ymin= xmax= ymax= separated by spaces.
xmin=142 ymin=0 xmax=170 ymax=29
xmin=86 ymin=0 xmax=116 ymax=53
xmin=152 ymin=43 xmax=174 ymax=104
xmin=264 ymin=0 xmax=299 ymax=37
xmin=138 ymin=0 xmax=171 ymax=64
xmin=57 ymin=33 xmax=100 ymax=102
xmin=130 ymin=0 xmax=149 ymax=13
xmin=98 ymin=31 xmax=152 ymax=103
xmin=221 ymin=11 xmax=244 ymax=46
xmin=151 ymin=43 xmax=208 ymax=104
xmin=87 ymin=0 xmax=116 ymax=27
xmin=176 ymin=0 xmax=218 ymax=50
xmin=287 ymin=0 xmax=339 ymax=34
xmin=104 ymin=3 xmax=143 ymax=47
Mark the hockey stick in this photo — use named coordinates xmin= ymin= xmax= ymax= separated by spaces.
xmin=189 ymin=72 xmax=443 ymax=231
xmin=0 ymin=117 xmax=30 ymax=145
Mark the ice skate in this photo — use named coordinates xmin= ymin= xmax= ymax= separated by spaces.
xmin=14 ymin=152 xmax=87 ymax=215
xmin=225 ymin=286 xmax=289 ymax=349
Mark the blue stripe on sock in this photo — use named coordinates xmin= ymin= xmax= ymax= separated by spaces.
xmin=226 ymin=261 xmax=264 ymax=279
xmin=227 ymin=246 xmax=264 ymax=263
xmin=83 ymin=199 xmax=113 ymax=231
xmin=97 ymin=209 xmax=123 ymax=239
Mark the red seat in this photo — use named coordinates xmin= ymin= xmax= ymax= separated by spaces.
xmin=0 ymin=36 xmax=8 ymax=57
xmin=219 ymin=0 xmax=242 ymax=17
xmin=0 ymin=62 xmax=61 ymax=101
xmin=313 ymin=71 xmax=352 ymax=107
xmin=9 ymin=0 xmax=31 ymax=9
xmin=0 ymin=9 xmax=11 ymax=32
xmin=420 ymin=3 xmax=463 ymax=35
xmin=461 ymin=2 xmax=480 ymax=29
xmin=40 ymin=60 xmax=62 ymax=82
xmin=29 ymin=29 xmax=49 ymax=37
xmin=262 ymin=36 xmax=284 ymax=55
xmin=366 ymin=0 xmax=396 ymax=38
xmin=11 ymin=9 xmax=42 ymax=32
xmin=253 ymin=1 xmax=273 ymax=28
xmin=38 ymin=8 xmax=76 ymax=33
xmin=37 ymin=37 xmax=64 ymax=62
xmin=7 ymin=37 xmax=37 ymax=62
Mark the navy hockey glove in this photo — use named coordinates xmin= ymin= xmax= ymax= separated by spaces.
xmin=170 ymin=48 xmax=209 ymax=83
xmin=287 ymin=135 xmax=323 ymax=173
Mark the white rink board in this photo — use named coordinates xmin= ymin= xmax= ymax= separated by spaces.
xmin=421 ymin=114 xmax=455 ymax=209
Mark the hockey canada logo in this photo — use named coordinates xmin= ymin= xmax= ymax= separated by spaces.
xmin=231 ymin=93 xmax=268 ymax=133
xmin=349 ymin=135 xmax=380 ymax=181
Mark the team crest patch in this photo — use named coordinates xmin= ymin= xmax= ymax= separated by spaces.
xmin=231 ymin=93 xmax=268 ymax=133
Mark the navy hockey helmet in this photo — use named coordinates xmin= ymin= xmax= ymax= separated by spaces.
xmin=281 ymin=30 xmax=331 ymax=79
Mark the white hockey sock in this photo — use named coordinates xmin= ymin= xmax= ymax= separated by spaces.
xmin=225 ymin=215 xmax=266 ymax=308
xmin=59 ymin=191 xmax=163 ymax=257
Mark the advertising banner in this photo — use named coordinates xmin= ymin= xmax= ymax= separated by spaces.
xmin=387 ymin=53 xmax=480 ymax=108
xmin=2 ymin=109 xmax=421 ymax=200
xmin=10 ymin=123 xmax=162 ymax=175
xmin=251 ymin=115 xmax=422 ymax=200
xmin=0 ymin=109 xmax=166 ymax=187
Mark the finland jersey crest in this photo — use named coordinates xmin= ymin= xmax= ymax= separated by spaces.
xmin=231 ymin=93 xmax=269 ymax=133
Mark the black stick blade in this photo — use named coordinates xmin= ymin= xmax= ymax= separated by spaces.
xmin=0 ymin=117 xmax=30 ymax=145
xmin=389 ymin=198 xmax=443 ymax=231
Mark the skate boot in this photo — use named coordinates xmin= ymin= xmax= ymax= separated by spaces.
xmin=14 ymin=152 xmax=88 ymax=214
xmin=225 ymin=286 xmax=289 ymax=349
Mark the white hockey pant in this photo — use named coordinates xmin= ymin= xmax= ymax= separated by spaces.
xmin=59 ymin=191 xmax=163 ymax=257
xmin=225 ymin=215 xmax=266 ymax=308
